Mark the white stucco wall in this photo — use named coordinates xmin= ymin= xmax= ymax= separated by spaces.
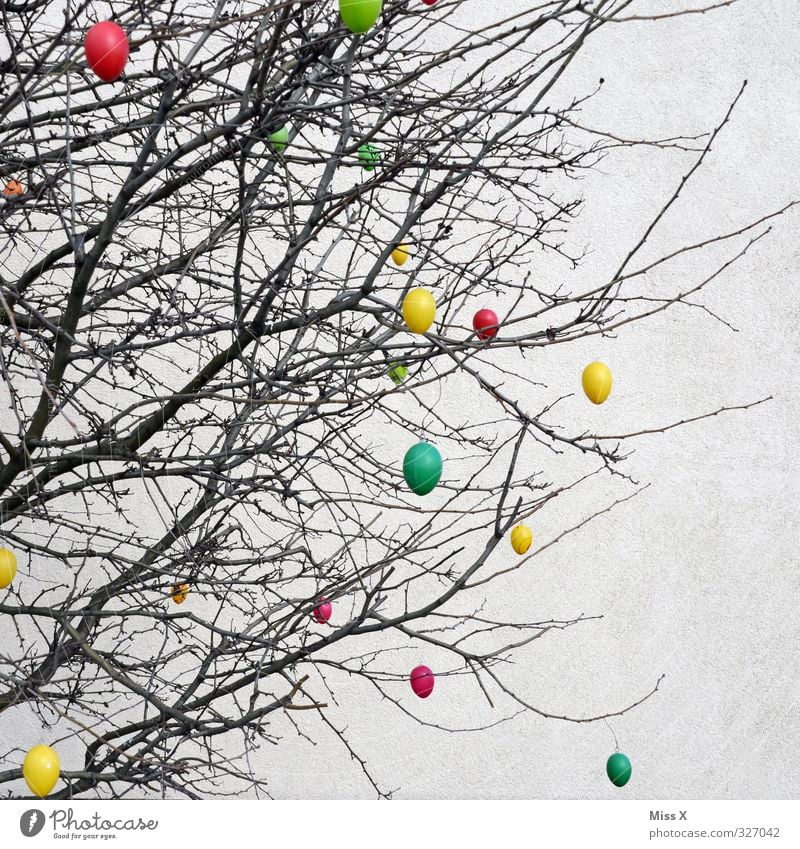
xmin=254 ymin=0 xmax=800 ymax=799
xmin=1 ymin=0 xmax=798 ymax=800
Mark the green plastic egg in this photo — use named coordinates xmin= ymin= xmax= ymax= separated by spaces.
xmin=403 ymin=443 xmax=442 ymax=495
xmin=358 ymin=142 xmax=380 ymax=171
xmin=270 ymin=125 xmax=289 ymax=153
xmin=606 ymin=752 xmax=632 ymax=787
xmin=339 ymin=0 xmax=383 ymax=34
xmin=388 ymin=363 xmax=408 ymax=385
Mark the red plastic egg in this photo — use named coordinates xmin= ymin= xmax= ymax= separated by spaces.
xmin=312 ymin=599 xmax=332 ymax=624
xmin=472 ymin=308 xmax=499 ymax=340
xmin=422 ymin=0 xmax=438 ymax=5
xmin=85 ymin=21 xmax=129 ymax=82
xmin=410 ymin=665 xmax=435 ymax=698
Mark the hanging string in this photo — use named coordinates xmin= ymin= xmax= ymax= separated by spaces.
xmin=604 ymin=718 xmax=620 ymax=753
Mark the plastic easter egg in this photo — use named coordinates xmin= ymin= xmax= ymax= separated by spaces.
xmin=606 ymin=752 xmax=632 ymax=787
xmin=358 ymin=143 xmax=380 ymax=171
xmin=85 ymin=21 xmax=129 ymax=82
xmin=339 ymin=0 xmax=383 ymax=34
xmin=582 ymin=361 xmax=612 ymax=405
xmin=388 ymin=363 xmax=408 ymax=385
xmin=422 ymin=0 xmax=438 ymax=5
xmin=0 ymin=548 xmax=17 ymax=588
xmin=391 ymin=244 xmax=410 ymax=266
xmin=171 ymin=583 xmax=189 ymax=604
xmin=23 ymin=745 xmax=60 ymax=798
xmin=403 ymin=442 xmax=442 ymax=495
xmin=510 ymin=525 xmax=532 ymax=555
xmin=312 ymin=599 xmax=332 ymax=624
xmin=270 ymin=125 xmax=289 ymax=153
xmin=410 ymin=665 xmax=435 ymax=698
xmin=473 ymin=308 xmax=499 ymax=340
xmin=3 ymin=180 xmax=23 ymax=197
xmin=402 ymin=288 xmax=436 ymax=334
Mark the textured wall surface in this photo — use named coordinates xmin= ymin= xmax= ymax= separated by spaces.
xmin=3 ymin=0 xmax=799 ymax=799
xmin=255 ymin=0 xmax=800 ymax=800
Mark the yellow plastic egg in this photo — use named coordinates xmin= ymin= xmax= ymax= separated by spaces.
xmin=23 ymin=744 xmax=60 ymax=798
xmin=582 ymin=361 xmax=612 ymax=405
xmin=402 ymin=288 xmax=436 ymax=334
xmin=0 ymin=547 xmax=17 ymax=588
xmin=510 ymin=525 xmax=533 ymax=555
xmin=391 ymin=244 xmax=410 ymax=266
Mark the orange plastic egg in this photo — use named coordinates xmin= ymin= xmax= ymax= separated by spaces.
xmin=171 ymin=583 xmax=189 ymax=604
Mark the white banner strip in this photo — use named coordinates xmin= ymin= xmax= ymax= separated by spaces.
xmin=4 ymin=799 xmax=798 ymax=848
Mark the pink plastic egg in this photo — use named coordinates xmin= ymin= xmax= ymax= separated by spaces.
xmin=312 ymin=599 xmax=332 ymax=624
xmin=410 ymin=665 xmax=435 ymax=698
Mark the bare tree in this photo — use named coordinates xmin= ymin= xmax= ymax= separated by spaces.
xmin=0 ymin=0 xmax=789 ymax=798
